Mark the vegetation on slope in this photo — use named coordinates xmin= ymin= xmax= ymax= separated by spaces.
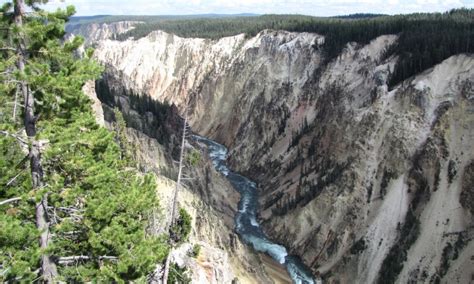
xmin=95 ymin=78 xmax=173 ymax=146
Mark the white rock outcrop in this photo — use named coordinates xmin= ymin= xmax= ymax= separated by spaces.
xmin=75 ymin=24 xmax=474 ymax=283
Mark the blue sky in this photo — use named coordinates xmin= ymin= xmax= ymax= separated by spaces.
xmin=2 ymin=0 xmax=473 ymax=16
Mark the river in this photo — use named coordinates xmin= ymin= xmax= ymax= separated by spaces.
xmin=193 ymin=135 xmax=315 ymax=284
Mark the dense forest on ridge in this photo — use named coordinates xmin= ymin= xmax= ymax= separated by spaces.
xmin=107 ymin=9 xmax=473 ymax=87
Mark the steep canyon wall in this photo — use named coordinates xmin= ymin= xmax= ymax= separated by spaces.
xmin=73 ymin=23 xmax=474 ymax=283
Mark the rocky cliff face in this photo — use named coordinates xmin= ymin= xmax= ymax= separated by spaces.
xmin=66 ymin=21 xmax=141 ymax=45
xmin=75 ymin=23 xmax=474 ymax=283
xmin=83 ymin=59 xmax=289 ymax=283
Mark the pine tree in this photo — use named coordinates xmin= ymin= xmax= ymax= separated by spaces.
xmin=1 ymin=1 xmax=169 ymax=282
xmin=1 ymin=1 xmax=82 ymax=280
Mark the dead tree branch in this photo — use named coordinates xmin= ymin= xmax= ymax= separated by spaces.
xmin=58 ymin=256 xmax=118 ymax=265
xmin=0 ymin=130 xmax=28 ymax=145
xmin=0 ymin=197 xmax=22 ymax=206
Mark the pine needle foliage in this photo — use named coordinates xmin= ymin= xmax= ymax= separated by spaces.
xmin=0 ymin=1 xmax=168 ymax=282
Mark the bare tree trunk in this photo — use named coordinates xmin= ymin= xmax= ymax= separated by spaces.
xmin=13 ymin=87 xmax=18 ymax=120
xmin=162 ymin=254 xmax=171 ymax=284
xmin=13 ymin=0 xmax=57 ymax=282
xmin=169 ymin=102 xmax=188 ymax=227
xmin=13 ymin=2 xmax=34 ymax=136
xmin=162 ymin=100 xmax=189 ymax=284
xmin=36 ymin=194 xmax=58 ymax=281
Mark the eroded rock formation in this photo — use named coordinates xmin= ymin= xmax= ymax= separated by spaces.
xmin=74 ymin=22 xmax=474 ymax=283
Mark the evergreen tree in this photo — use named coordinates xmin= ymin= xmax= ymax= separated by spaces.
xmin=1 ymin=1 xmax=168 ymax=282
xmin=113 ymin=107 xmax=135 ymax=164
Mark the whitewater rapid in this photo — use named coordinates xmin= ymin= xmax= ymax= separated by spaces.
xmin=193 ymin=135 xmax=315 ymax=284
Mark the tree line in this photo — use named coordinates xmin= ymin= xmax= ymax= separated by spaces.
xmin=113 ymin=9 xmax=473 ymax=87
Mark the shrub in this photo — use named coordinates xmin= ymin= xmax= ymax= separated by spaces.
xmin=190 ymin=244 xmax=201 ymax=258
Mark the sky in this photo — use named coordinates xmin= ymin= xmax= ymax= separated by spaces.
xmin=2 ymin=0 xmax=473 ymax=16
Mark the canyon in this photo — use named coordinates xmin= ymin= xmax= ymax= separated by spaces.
xmin=71 ymin=21 xmax=474 ymax=283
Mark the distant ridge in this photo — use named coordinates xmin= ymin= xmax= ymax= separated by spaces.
xmin=69 ymin=12 xmax=388 ymax=22
xmin=67 ymin=9 xmax=473 ymax=88
xmin=333 ymin=13 xmax=387 ymax=19
xmin=69 ymin=13 xmax=259 ymax=24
